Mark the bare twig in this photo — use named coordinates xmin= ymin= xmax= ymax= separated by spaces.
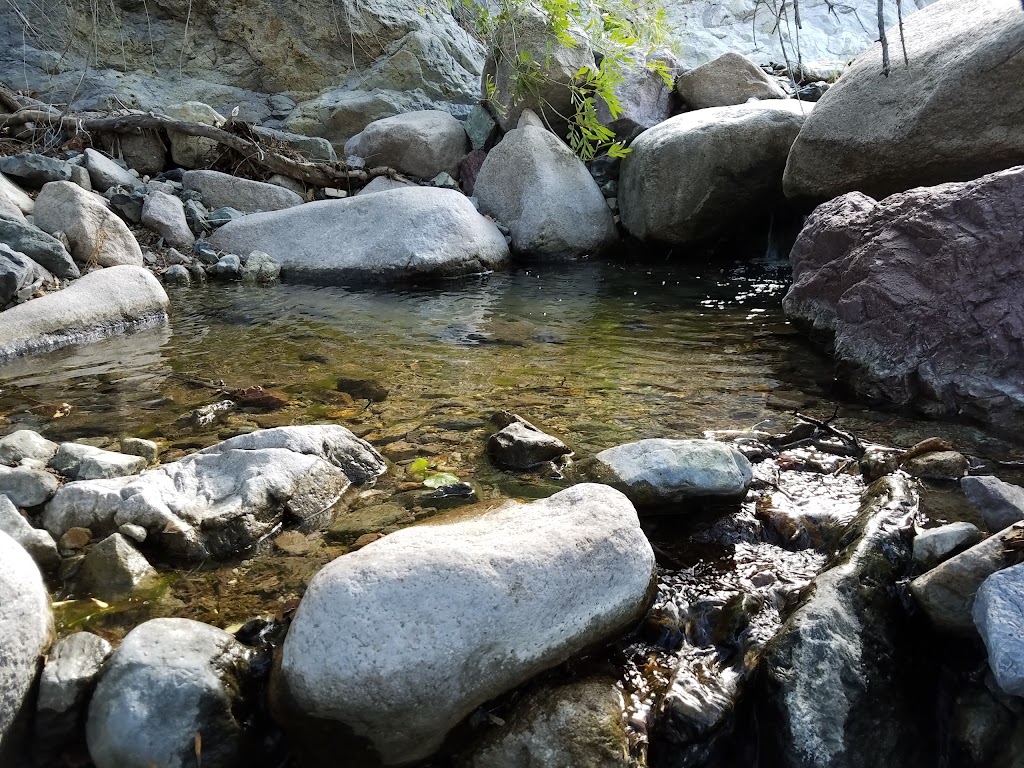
xmin=877 ymin=0 xmax=890 ymax=76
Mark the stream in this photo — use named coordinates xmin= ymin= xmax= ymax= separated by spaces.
xmin=3 ymin=254 xmax=1022 ymax=766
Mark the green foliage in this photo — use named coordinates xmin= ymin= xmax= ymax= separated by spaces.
xmin=469 ymin=0 xmax=676 ymax=160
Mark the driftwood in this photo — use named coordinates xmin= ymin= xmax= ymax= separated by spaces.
xmin=0 ymin=83 xmax=400 ymax=189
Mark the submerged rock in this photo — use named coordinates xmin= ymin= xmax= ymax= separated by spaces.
xmin=209 ymin=187 xmax=509 ymax=284
xmin=759 ymin=475 xmax=924 ymax=768
xmin=784 ymin=0 xmax=1024 ymax=202
xmin=42 ymin=425 xmax=386 ymax=561
xmin=86 ymin=618 xmax=255 ymax=768
xmin=0 ymin=265 xmax=169 ymax=361
xmin=0 ymin=529 xmax=53 ymax=762
xmin=783 ymin=166 xmax=1024 ymax=430
xmin=459 ymin=677 xmax=631 ymax=768
xmin=273 ymin=483 xmax=656 ymax=766
xmin=580 ymin=438 xmax=753 ymax=507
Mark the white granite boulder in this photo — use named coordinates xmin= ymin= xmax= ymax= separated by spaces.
xmin=210 ymin=187 xmax=509 ymax=284
xmin=274 ymin=483 xmax=656 ymax=765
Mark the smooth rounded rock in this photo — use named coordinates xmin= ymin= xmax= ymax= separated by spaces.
xmin=182 ymin=170 xmax=303 ymax=214
xmin=974 ymin=564 xmax=1024 ymax=697
xmin=34 ymin=181 xmax=143 ymax=267
xmin=0 ymin=494 xmax=58 ymax=571
xmin=783 ymin=0 xmax=1024 ymax=202
xmin=582 ymin=438 xmax=753 ymax=506
xmin=474 ymin=118 xmax=617 ymax=259
xmin=914 ymin=522 xmax=984 ymax=571
xmin=0 ymin=464 xmax=58 ymax=507
xmin=675 ymin=52 xmax=786 ymax=108
xmin=0 ymin=429 xmax=58 ymax=465
xmin=86 ymin=618 xmax=255 ymax=768
xmin=619 ymin=101 xmax=809 ymax=246
xmin=83 ymin=149 xmax=139 ymax=193
xmin=273 ymin=483 xmax=656 ymax=765
xmin=142 ymin=191 xmax=195 ymax=250
xmin=349 ymin=110 xmax=469 ymax=179
xmin=0 ymin=529 xmax=53 ymax=761
xmin=962 ymin=476 xmax=1024 ymax=531
xmin=210 ymin=187 xmax=509 ymax=285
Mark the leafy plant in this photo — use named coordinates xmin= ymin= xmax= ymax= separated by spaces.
xmin=470 ymin=0 xmax=676 ymax=160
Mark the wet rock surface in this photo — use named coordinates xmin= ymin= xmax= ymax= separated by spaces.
xmin=783 ymin=166 xmax=1024 ymax=431
xmin=759 ymin=475 xmax=925 ymax=768
xmin=86 ymin=618 xmax=256 ymax=768
xmin=43 ymin=425 xmax=386 ymax=560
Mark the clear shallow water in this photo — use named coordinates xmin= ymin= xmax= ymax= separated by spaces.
xmin=10 ymin=255 xmax=1023 ymax=765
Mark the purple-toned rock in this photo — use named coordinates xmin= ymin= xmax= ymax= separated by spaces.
xmin=783 ymin=166 xmax=1024 ymax=430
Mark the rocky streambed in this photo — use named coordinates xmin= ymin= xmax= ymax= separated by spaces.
xmin=0 ymin=260 xmax=1022 ymax=768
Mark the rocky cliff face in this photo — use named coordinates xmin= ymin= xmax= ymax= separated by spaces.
xmin=0 ymin=0 xmax=484 ymax=132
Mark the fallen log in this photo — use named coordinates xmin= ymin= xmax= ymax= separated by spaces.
xmin=0 ymin=84 xmax=400 ymax=189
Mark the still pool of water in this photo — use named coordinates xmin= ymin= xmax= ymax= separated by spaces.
xmin=2 ymin=256 xmax=1020 ymax=637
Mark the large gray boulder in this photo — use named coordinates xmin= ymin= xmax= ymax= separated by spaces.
xmin=783 ymin=0 xmax=1024 ymax=202
xmin=0 ymin=265 xmax=169 ymax=362
xmin=86 ymin=618 xmax=255 ymax=768
xmin=42 ymin=425 xmax=386 ymax=561
xmin=482 ymin=9 xmax=595 ymax=137
xmin=974 ymin=564 xmax=1024 ymax=697
xmin=0 ymin=154 xmax=71 ymax=187
xmin=474 ymin=118 xmax=617 ymax=258
xmin=0 ymin=529 xmax=53 ymax=762
xmin=141 ymin=191 xmax=195 ymax=250
xmin=783 ymin=166 xmax=1024 ymax=430
xmin=909 ymin=520 xmax=1021 ymax=633
xmin=182 ymin=170 xmax=303 ymax=214
xmin=210 ymin=187 xmax=509 ymax=284
xmin=961 ymin=475 xmax=1024 ymax=531
xmin=0 ymin=463 xmax=58 ymax=507
xmin=34 ymin=181 xmax=144 ymax=267
xmin=596 ymin=52 xmax=679 ymax=139
xmin=619 ymin=101 xmax=810 ymax=245
xmin=348 ymin=110 xmax=468 ymax=179
xmin=0 ymin=214 xmax=80 ymax=279
xmin=0 ymin=429 xmax=58 ymax=464
xmin=675 ymin=52 xmax=786 ymax=108
xmin=760 ymin=476 xmax=922 ymax=768
xmin=580 ymin=438 xmax=753 ymax=506
xmin=273 ymin=483 xmax=656 ymax=765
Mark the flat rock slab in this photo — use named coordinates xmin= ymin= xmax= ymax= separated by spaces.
xmin=0 ymin=529 xmax=53 ymax=761
xmin=210 ymin=187 xmax=509 ymax=285
xmin=0 ymin=265 xmax=169 ymax=362
xmin=274 ymin=483 xmax=656 ymax=765
xmin=182 ymin=170 xmax=303 ymax=214
xmin=42 ymin=425 xmax=386 ymax=561
xmin=581 ymin=438 xmax=753 ymax=506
